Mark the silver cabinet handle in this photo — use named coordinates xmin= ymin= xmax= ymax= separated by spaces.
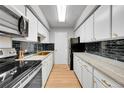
xmin=101 ymin=79 xmax=111 ymax=87
xmin=0 ymin=73 xmax=6 ymax=81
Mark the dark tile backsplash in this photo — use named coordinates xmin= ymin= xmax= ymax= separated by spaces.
xmin=85 ymin=39 xmax=124 ymax=62
xmin=12 ymin=41 xmax=37 ymax=55
xmin=37 ymin=43 xmax=54 ymax=51
xmin=12 ymin=41 xmax=54 ymax=56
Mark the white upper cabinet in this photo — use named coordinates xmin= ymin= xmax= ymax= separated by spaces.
xmin=85 ymin=14 xmax=94 ymax=42
xmin=38 ymin=20 xmax=49 ymax=43
xmin=94 ymin=6 xmax=111 ymax=40
xmin=14 ymin=5 xmax=26 ymax=16
xmin=112 ymin=5 xmax=124 ymax=38
xmin=26 ymin=8 xmax=37 ymax=42
xmin=75 ymin=28 xmax=80 ymax=38
xmin=42 ymin=30 xmax=49 ymax=43
xmin=38 ymin=21 xmax=46 ymax=37
xmin=80 ymin=23 xmax=86 ymax=42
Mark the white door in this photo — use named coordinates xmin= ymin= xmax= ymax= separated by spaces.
xmin=54 ymin=32 xmax=68 ymax=64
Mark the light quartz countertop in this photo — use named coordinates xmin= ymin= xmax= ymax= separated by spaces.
xmin=16 ymin=51 xmax=53 ymax=61
xmin=74 ymin=52 xmax=124 ymax=87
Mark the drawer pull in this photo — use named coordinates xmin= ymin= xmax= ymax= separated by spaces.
xmin=93 ymin=80 xmax=96 ymax=83
xmin=101 ymin=79 xmax=111 ymax=87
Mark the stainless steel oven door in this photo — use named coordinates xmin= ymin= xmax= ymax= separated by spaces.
xmin=24 ymin=69 xmax=42 ymax=88
xmin=12 ymin=63 xmax=42 ymax=88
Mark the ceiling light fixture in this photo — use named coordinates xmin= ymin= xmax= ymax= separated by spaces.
xmin=57 ymin=5 xmax=66 ymax=22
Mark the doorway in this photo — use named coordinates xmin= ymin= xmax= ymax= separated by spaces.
xmin=54 ymin=31 xmax=68 ymax=64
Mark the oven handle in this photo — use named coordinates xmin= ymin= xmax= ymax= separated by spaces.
xmin=0 ymin=73 xmax=7 ymax=82
xmin=0 ymin=67 xmax=17 ymax=82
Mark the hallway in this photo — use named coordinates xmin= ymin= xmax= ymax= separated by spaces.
xmin=45 ymin=64 xmax=81 ymax=88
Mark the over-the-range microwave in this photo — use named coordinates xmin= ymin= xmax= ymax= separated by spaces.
xmin=0 ymin=5 xmax=29 ymax=37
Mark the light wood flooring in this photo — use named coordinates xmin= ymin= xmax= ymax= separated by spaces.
xmin=45 ymin=64 xmax=81 ymax=88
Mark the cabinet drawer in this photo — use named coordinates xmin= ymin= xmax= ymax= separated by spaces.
xmin=80 ymin=60 xmax=92 ymax=73
xmin=94 ymin=69 xmax=122 ymax=88
xmin=75 ymin=55 xmax=93 ymax=73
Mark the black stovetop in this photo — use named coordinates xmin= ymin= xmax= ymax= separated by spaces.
xmin=0 ymin=59 xmax=41 ymax=88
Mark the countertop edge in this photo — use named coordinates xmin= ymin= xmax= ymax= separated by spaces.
xmin=74 ymin=52 xmax=124 ymax=87
xmin=15 ymin=51 xmax=54 ymax=62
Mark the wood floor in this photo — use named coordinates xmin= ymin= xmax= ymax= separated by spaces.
xmin=45 ymin=64 xmax=81 ymax=88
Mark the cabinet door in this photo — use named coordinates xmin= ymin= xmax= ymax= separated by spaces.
xmin=42 ymin=62 xmax=47 ymax=87
xmin=82 ymin=65 xmax=93 ymax=88
xmin=80 ymin=23 xmax=86 ymax=43
xmin=14 ymin=5 xmax=26 ymax=15
xmin=42 ymin=53 xmax=53 ymax=87
xmin=85 ymin=14 xmax=94 ymax=42
xmin=74 ymin=55 xmax=93 ymax=88
xmin=112 ymin=5 xmax=124 ymax=38
xmin=26 ymin=8 xmax=37 ymax=42
xmin=94 ymin=5 xmax=111 ymax=40
xmin=77 ymin=61 xmax=82 ymax=82
xmin=80 ymin=59 xmax=93 ymax=88
xmin=74 ymin=56 xmax=77 ymax=74
xmin=38 ymin=21 xmax=49 ymax=43
xmin=74 ymin=56 xmax=79 ymax=77
xmin=75 ymin=28 xmax=80 ymax=38
xmin=94 ymin=69 xmax=122 ymax=88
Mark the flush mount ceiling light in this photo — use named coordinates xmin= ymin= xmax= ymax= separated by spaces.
xmin=57 ymin=5 xmax=66 ymax=22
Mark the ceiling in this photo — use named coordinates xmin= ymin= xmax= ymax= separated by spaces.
xmin=39 ymin=5 xmax=86 ymax=28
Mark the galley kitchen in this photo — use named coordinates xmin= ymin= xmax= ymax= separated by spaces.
xmin=0 ymin=5 xmax=124 ymax=88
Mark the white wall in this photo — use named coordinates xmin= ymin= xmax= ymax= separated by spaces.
xmin=49 ymin=27 xmax=74 ymax=64
xmin=0 ymin=36 xmax=12 ymax=48
xmin=50 ymin=27 xmax=74 ymax=43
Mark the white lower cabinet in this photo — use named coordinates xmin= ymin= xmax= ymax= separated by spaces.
xmin=80 ymin=60 xmax=93 ymax=88
xmin=74 ymin=55 xmax=93 ymax=88
xmin=93 ymin=77 xmax=106 ymax=88
xmin=94 ymin=69 xmax=122 ymax=88
xmin=42 ymin=53 xmax=53 ymax=87
xmin=81 ymin=65 xmax=93 ymax=88
xmin=74 ymin=54 xmax=122 ymax=88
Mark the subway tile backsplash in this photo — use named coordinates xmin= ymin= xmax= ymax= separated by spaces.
xmin=85 ymin=39 xmax=124 ymax=62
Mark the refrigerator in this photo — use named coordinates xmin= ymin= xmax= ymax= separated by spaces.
xmin=69 ymin=37 xmax=85 ymax=70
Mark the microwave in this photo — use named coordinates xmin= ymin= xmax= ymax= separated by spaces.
xmin=0 ymin=5 xmax=29 ymax=37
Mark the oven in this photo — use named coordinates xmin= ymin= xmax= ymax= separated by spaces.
xmin=9 ymin=61 xmax=42 ymax=88
xmin=24 ymin=67 xmax=42 ymax=88
xmin=0 ymin=48 xmax=43 ymax=88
